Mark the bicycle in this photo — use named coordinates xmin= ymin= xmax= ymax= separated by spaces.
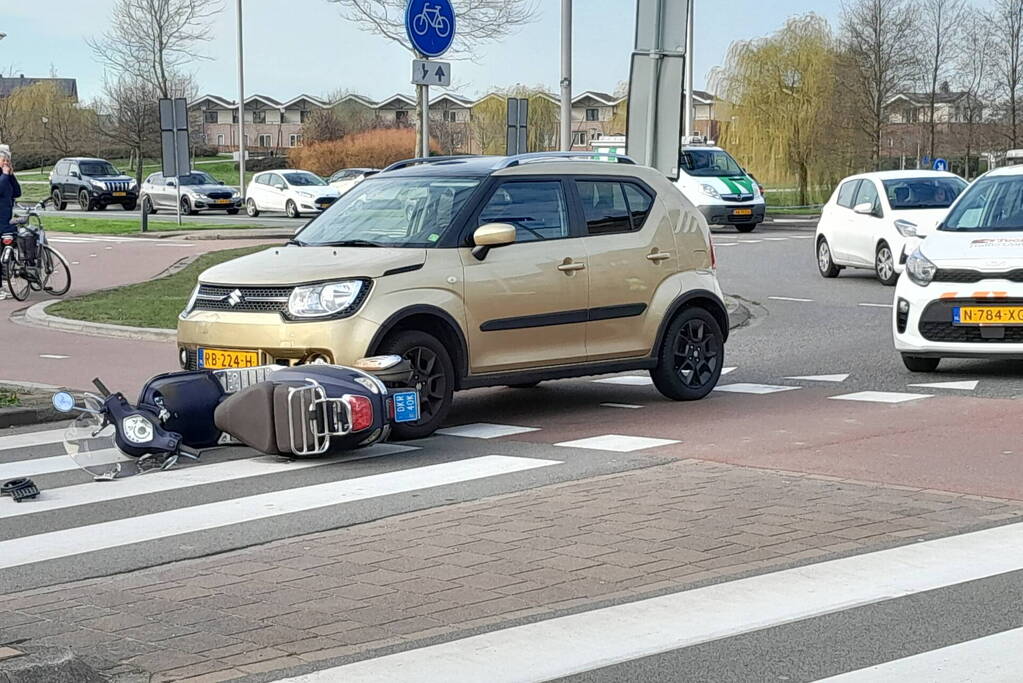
xmin=1 ymin=201 xmax=72 ymax=301
xmin=412 ymin=2 xmax=451 ymax=37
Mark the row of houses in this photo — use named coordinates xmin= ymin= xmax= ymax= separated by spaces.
xmin=188 ymin=90 xmax=725 ymax=154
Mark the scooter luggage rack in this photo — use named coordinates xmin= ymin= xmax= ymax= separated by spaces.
xmin=287 ymin=378 xmax=352 ymax=456
xmin=213 ymin=364 xmax=283 ymax=394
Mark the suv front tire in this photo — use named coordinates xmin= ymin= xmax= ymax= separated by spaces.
xmin=51 ymin=189 xmax=67 ymax=211
xmin=378 ymin=330 xmax=455 ymax=440
xmin=651 ymin=307 xmax=725 ymax=401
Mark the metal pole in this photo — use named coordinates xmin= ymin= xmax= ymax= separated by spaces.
xmin=560 ymin=0 xmax=572 ymax=151
xmin=422 ymin=84 xmax=430 ymax=158
xmin=683 ymin=0 xmax=695 ymax=138
xmin=644 ymin=0 xmax=663 ymax=165
xmin=236 ymin=0 xmax=246 ymax=200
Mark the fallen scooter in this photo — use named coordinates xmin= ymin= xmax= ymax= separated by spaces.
xmin=54 ymin=357 xmax=421 ymax=480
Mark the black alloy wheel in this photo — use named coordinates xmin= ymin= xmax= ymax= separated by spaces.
xmin=651 ymin=308 xmax=724 ymax=401
xmin=378 ymin=330 xmax=455 ymax=440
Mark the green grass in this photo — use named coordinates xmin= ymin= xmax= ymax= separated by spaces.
xmin=0 ymin=389 xmax=18 ymax=408
xmin=766 ymin=206 xmax=821 ymax=216
xmin=38 ymin=216 xmax=264 ymax=235
xmin=48 ymin=245 xmax=268 ymax=329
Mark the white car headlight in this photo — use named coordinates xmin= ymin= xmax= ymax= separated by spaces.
xmin=122 ymin=414 xmax=155 ymax=444
xmin=700 ymin=183 xmax=720 ymax=199
xmin=288 ymin=280 xmax=366 ymax=318
xmin=296 ymin=191 xmax=314 ymax=199
xmin=906 ymin=249 xmax=937 ymax=286
xmin=894 ymin=219 xmax=918 ymax=238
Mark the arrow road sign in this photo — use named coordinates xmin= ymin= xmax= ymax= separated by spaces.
xmin=412 ymin=59 xmax=451 ymax=86
xmin=405 ymin=0 xmax=456 ymax=58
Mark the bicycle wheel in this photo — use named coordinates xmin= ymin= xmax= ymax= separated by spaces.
xmin=5 ymin=250 xmax=31 ymax=301
xmin=412 ymin=13 xmax=429 ymax=34
xmin=41 ymin=246 xmax=71 ymax=296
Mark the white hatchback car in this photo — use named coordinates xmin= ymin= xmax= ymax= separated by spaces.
xmin=895 ymin=166 xmax=1023 ymax=372
xmin=327 ymin=168 xmax=379 ymax=196
xmin=244 ymin=170 xmax=341 ymax=218
xmin=816 ymin=170 xmax=967 ymax=285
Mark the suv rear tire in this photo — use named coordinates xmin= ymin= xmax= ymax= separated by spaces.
xmin=651 ymin=307 xmax=724 ymax=401
xmin=378 ymin=330 xmax=455 ymax=440
xmin=51 ymin=189 xmax=66 ymax=211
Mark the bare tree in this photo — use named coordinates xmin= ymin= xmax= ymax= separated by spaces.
xmin=989 ymin=0 xmax=1023 ymax=147
xmin=89 ymin=0 xmax=223 ymax=99
xmin=956 ymin=8 xmax=994 ymax=177
xmin=326 ymin=0 xmax=539 ymax=152
xmin=840 ymin=0 xmax=919 ymax=169
xmin=96 ymin=75 xmax=162 ymax=186
xmin=919 ymin=0 xmax=965 ymax=161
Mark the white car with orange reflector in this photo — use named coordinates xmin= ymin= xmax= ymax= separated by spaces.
xmin=894 ymin=166 xmax=1023 ymax=371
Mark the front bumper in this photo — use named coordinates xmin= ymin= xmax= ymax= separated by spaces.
xmin=91 ymin=190 xmax=138 ymax=204
xmin=893 ymin=278 xmax=1023 ymax=357
xmin=176 ymin=310 xmax=382 ymax=369
xmin=193 ymin=197 xmax=242 ymax=210
xmin=698 ymin=202 xmax=766 ymax=226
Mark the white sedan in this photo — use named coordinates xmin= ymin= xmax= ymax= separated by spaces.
xmin=894 ymin=166 xmax=1023 ymax=372
xmin=244 ymin=170 xmax=341 ymax=218
xmin=816 ymin=170 xmax=967 ymax=285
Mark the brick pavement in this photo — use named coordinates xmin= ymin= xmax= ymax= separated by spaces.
xmin=2 ymin=459 xmax=1021 ymax=682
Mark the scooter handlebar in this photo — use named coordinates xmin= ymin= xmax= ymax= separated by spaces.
xmin=92 ymin=378 xmax=112 ymax=396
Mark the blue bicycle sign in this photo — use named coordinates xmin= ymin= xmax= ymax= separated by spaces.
xmin=405 ymin=0 xmax=456 ymax=58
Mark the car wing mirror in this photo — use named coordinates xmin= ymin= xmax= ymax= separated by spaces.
xmin=471 ymin=223 xmax=517 ymax=261
xmin=853 ymin=202 xmax=874 ymax=215
xmin=70 ymin=171 xmax=80 ymax=178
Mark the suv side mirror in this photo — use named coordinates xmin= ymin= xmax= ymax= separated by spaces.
xmin=70 ymin=171 xmax=80 ymax=179
xmin=471 ymin=223 xmax=516 ymax=261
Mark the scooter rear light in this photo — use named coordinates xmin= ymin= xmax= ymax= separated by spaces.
xmin=344 ymin=394 xmax=374 ymax=432
xmin=387 ymin=397 xmax=395 ymax=421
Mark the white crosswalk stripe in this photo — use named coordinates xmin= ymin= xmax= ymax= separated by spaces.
xmin=0 ymin=427 xmax=71 ymax=451
xmin=0 ymin=448 xmax=129 ymax=480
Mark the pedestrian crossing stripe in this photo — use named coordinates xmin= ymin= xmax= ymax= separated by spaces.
xmin=0 ymin=448 xmax=129 ymax=481
xmin=0 ymin=427 xmax=71 ymax=451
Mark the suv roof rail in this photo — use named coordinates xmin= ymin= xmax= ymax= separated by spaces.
xmin=495 ymin=151 xmax=637 ymax=169
xmin=382 ymin=155 xmax=482 ymax=173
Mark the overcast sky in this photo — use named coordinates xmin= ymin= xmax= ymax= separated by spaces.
xmin=2 ymin=0 xmax=842 ymax=103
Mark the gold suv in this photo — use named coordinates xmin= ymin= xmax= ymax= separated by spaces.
xmin=178 ymin=153 xmax=729 ymax=439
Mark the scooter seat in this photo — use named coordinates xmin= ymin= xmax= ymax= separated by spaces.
xmin=214 ymin=381 xmax=297 ymax=455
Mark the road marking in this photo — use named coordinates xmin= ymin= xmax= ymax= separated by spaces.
xmin=593 ymin=376 xmax=653 ymax=386
xmin=600 ymin=403 xmax=644 ymax=410
xmin=820 ymin=627 xmax=1023 ymax=681
xmin=908 ymin=380 xmax=979 ymax=391
xmin=785 ymin=374 xmax=850 ymax=383
xmin=829 ymin=391 xmax=932 ymax=404
xmin=721 ymin=367 xmax=737 ymax=375
xmin=554 ymin=435 xmax=679 ymax=452
xmin=0 ymin=444 xmax=419 ymax=519
xmin=738 ymin=239 xmax=762 ymax=244
xmin=762 ymin=237 xmax=789 ymax=241
xmin=276 ymin=521 xmax=1023 ymax=683
xmin=769 ymin=296 xmax=814 ymax=303
xmin=0 ymin=449 xmax=129 ymax=481
xmin=858 ymin=302 xmax=893 ymax=309
xmin=0 ymin=455 xmax=560 ymax=570
xmin=714 ymin=242 xmax=737 ymax=247
xmin=38 ymin=354 xmax=69 ymax=360
xmin=0 ymin=427 xmax=72 ymax=450
xmin=436 ymin=423 xmax=541 ymax=439
xmin=790 ymin=234 xmax=815 ymax=239
xmin=714 ymin=383 xmax=801 ymax=395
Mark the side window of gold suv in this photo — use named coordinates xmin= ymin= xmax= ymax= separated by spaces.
xmin=477 ymin=181 xmax=570 ymax=243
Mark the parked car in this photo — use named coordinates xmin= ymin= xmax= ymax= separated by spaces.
xmin=675 ymin=138 xmax=766 ymax=233
xmin=244 ymin=170 xmax=341 ymax=218
xmin=816 ymin=170 xmax=968 ymax=285
xmin=49 ymin=157 xmax=138 ymax=211
xmin=178 ymin=153 xmax=729 ymax=440
xmin=327 ymin=168 xmax=380 ymax=195
xmin=140 ymin=171 xmax=242 ymax=215
xmin=894 ymin=165 xmax=1023 ymax=371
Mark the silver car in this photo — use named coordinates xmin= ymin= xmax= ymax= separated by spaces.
xmin=140 ymin=171 xmax=242 ymax=215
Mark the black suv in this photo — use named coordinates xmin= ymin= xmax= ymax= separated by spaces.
xmin=49 ymin=157 xmax=138 ymax=211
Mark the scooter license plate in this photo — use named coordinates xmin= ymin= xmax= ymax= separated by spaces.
xmin=392 ymin=391 xmax=420 ymax=423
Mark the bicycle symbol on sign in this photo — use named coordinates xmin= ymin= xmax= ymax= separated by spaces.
xmin=412 ymin=2 xmax=451 ymax=37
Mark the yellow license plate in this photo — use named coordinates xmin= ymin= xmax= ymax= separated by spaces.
xmin=733 ymin=208 xmax=753 ymax=216
xmin=216 ymin=199 xmax=231 ymax=204
xmin=198 ymin=348 xmax=259 ymax=369
xmin=112 ymin=192 xmax=127 ymax=197
xmin=954 ymin=306 xmax=1023 ymax=326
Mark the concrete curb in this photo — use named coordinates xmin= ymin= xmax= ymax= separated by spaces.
xmin=0 ymin=645 xmax=105 ymax=683
xmin=20 ymin=300 xmax=175 ymax=343
xmin=0 ymin=382 xmax=67 ymax=428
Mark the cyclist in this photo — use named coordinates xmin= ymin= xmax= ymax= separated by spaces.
xmin=0 ymin=150 xmax=21 ymax=299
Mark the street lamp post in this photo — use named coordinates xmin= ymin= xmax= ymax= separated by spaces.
xmin=236 ymin=0 xmax=246 ymax=200
xmin=560 ymin=0 xmax=572 ymax=151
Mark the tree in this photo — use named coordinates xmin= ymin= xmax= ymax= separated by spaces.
xmin=989 ymin=0 xmax=1023 ymax=147
xmin=502 ymin=85 xmax=560 ymax=152
xmin=840 ymin=0 xmax=918 ymax=169
xmin=89 ymin=0 xmax=223 ymax=99
xmin=303 ymin=109 xmax=347 ymax=143
xmin=956 ymin=8 xmax=994 ymax=178
xmin=96 ymin=75 xmax=162 ymax=186
xmin=325 ymin=0 xmax=539 ymax=152
xmin=919 ymin=0 xmax=965 ymax=161
xmin=6 ymin=81 xmax=94 ymax=159
xmin=469 ymin=94 xmax=506 ymax=155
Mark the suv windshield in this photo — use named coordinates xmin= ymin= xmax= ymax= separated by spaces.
xmin=178 ymin=172 xmax=217 ymax=186
xmin=883 ymin=177 xmax=966 ymax=210
xmin=284 ymin=172 xmax=326 ymax=187
xmin=943 ymin=175 xmax=1023 ymax=232
xmin=295 ymin=176 xmax=482 ymax=248
xmin=679 ymin=149 xmax=744 ymax=178
xmin=79 ymin=161 xmax=119 ymax=176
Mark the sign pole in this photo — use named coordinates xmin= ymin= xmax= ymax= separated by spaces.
xmin=237 ymin=0 xmax=246 ymax=202
xmin=560 ymin=0 xmax=572 ymax=151
xmin=405 ymin=0 xmax=454 ymax=160
xmin=422 ymin=82 xmax=430 ymax=158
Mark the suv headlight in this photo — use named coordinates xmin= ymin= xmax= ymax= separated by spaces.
xmin=288 ymin=280 xmax=366 ymax=318
xmin=128 ymin=179 xmax=138 ymax=190
xmin=700 ymin=183 xmax=720 ymax=199
xmin=90 ymin=179 xmax=107 ymax=190
xmin=905 ymin=249 xmax=937 ymax=286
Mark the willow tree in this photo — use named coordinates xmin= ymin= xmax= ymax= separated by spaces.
xmin=713 ymin=14 xmax=843 ymax=206
xmin=469 ymin=94 xmax=507 ymax=155
xmin=501 ymin=85 xmax=559 ymax=152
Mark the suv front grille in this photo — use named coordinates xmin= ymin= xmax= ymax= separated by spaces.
xmin=933 ymin=268 xmax=1023 ymax=283
xmin=194 ymin=284 xmax=292 ymax=313
xmin=104 ymin=180 xmax=132 ymax=193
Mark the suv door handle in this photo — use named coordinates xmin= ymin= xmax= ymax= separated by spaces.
xmin=557 ymin=260 xmax=586 ymax=272
xmin=647 ymin=251 xmax=672 ymax=262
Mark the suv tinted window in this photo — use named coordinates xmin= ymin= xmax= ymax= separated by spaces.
xmin=478 ymin=181 xmax=569 ymax=242
xmin=79 ymin=161 xmax=118 ymax=176
xmin=836 ymin=180 xmax=860 ymax=208
xmin=624 ymin=183 xmax=654 ymax=230
xmin=54 ymin=162 xmax=68 ymax=176
xmin=854 ymin=180 xmax=880 ymax=213
xmin=577 ymin=181 xmax=631 ymax=234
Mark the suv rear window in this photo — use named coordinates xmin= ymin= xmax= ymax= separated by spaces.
xmin=577 ymin=180 xmax=654 ymax=235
